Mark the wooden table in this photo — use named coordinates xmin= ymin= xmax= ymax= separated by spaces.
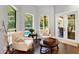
xmin=40 ymin=38 xmax=59 ymax=54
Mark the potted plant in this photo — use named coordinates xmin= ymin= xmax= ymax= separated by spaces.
xmin=29 ymin=29 xmax=34 ymax=34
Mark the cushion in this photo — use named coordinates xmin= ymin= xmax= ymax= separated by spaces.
xmin=40 ymin=28 xmax=49 ymax=36
xmin=24 ymin=40 xmax=33 ymax=46
xmin=24 ymin=31 xmax=31 ymax=37
xmin=15 ymin=37 xmax=24 ymax=42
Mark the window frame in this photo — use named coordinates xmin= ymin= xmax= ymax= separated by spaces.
xmin=24 ymin=13 xmax=33 ymax=30
xmin=40 ymin=16 xmax=48 ymax=29
xmin=8 ymin=6 xmax=16 ymax=32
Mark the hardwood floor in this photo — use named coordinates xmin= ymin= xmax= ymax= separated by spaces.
xmin=58 ymin=43 xmax=79 ymax=54
xmin=6 ymin=39 xmax=79 ymax=54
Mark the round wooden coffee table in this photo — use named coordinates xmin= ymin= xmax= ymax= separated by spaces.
xmin=40 ymin=39 xmax=59 ymax=54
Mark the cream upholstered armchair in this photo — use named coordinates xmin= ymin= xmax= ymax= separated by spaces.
xmin=39 ymin=28 xmax=51 ymax=40
xmin=12 ymin=32 xmax=33 ymax=52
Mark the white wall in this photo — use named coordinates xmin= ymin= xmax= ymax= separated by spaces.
xmin=15 ymin=5 xmax=23 ymax=31
xmin=0 ymin=5 xmax=8 ymax=53
xmin=55 ymin=5 xmax=79 ymax=13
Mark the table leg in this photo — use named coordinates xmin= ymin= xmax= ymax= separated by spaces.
xmin=40 ymin=46 xmax=42 ymax=54
xmin=56 ymin=45 xmax=59 ymax=51
xmin=57 ymin=45 xmax=59 ymax=50
xmin=50 ymin=48 xmax=52 ymax=54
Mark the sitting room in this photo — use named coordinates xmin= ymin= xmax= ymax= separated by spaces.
xmin=0 ymin=5 xmax=79 ymax=54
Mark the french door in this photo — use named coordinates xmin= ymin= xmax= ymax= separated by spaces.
xmin=56 ymin=11 xmax=77 ymax=41
xmin=56 ymin=14 xmax=65 ymax=39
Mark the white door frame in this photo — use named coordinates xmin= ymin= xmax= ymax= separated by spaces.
xmin=55 ymin=10 xmax=78 ymax=42
xmin=65 ymin=11 xmax=78 ymax=41
xmin=55 ymin=13 xmax=65 ymax=40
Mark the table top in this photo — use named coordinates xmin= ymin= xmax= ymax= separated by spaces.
xmin=40 ymin=40 xmax=58 ymax=48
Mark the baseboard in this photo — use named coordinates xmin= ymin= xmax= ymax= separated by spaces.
xmin=58 ymin=39 xmax=79 ymax=47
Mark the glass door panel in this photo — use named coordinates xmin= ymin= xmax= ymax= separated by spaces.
xmin=67 ymin=14 xmax=75 ymax=40
xmin=58 ymin=16 xmax=64 ymax=38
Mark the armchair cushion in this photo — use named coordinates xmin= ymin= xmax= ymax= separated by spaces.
xmin=24 ymin=31 xmax=31 ymax=37
xmin=39 ymin=28 xmax=52 ymax=39
xmin=43 ymin=29 xmax=49 ymax=36
xmin=15 ymin=37 xmax=24 ymax=42
xmin=40 ymin=28 xmax=49 ymax=36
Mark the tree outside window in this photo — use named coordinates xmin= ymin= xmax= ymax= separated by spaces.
xmin=24 ymin=14 xmax=33 ymax=30
xmin=7 ymin=6 xmax=16 ymax=32
xmin=40 ymin=16 xmax=48 ymax=29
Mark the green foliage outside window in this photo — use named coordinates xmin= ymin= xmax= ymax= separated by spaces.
xmin=40 ymin=16 xmax=48 ymax=29
xmin=7 ymin=6 xmax=16 ymax=31
xmin=24 ymin=14 xmax=32 ymax=30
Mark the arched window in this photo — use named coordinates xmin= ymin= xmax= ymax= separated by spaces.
xmin=7 ymin=6 xmax=16 ymax=32
xmin=24 ymin=13 xmax=33 ymax=30
xmin=40 ymin=16 xmax=48 ymax=29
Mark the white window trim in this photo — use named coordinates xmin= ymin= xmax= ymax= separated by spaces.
xmin=8 ymin=6 xmax=16 ymax=32
xmin=40 ymin=16 xmax=49 ymax=29
xmin=24 ymin=13 xmax=34 ymax=30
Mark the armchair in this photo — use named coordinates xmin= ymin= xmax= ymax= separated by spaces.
xmin=12 ymin=32 xmax=33 ymax=52
xmin=39 ymin=28 xmax=51 ymax=40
